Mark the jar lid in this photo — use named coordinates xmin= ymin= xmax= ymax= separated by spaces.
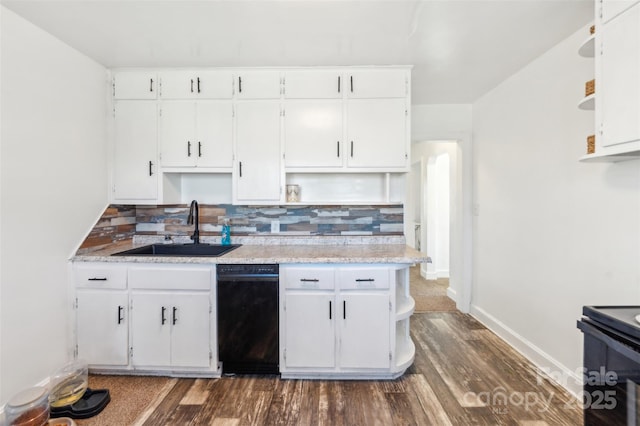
xmin=7 ymin=386 xmax=48 ymax=410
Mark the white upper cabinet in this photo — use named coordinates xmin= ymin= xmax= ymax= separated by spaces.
xmin=113 ymin=71 xmax=158 ymax=99
xmin=160 ymin=101 xmax=233 ymax=168
xmin=110 ymin=66 xmax=411 ymax=203
xmin=600 ymin=3 xmax=640 ymax=147
xmin=602 ymin=0 xmax=640 ymax=23
xmin=284 ymin=101 xmax=344 ymax=168
xmin=196 ymin=102 xmax=234 ymax=168
xmin=113 ymin=101 xmax=158 ymax=201
xmin=284 ymin=70 xmax=343 ymax=99
xmin=346 ymin=99 xmax=408 ymax=168
xmin=235 ymin=102 xmax=282 ymax=202
xmin=346 ymin=69 xmax=408 ymax=99
xmin=160 ymin=70 xmax=233 ymax=99
xmin=236 ymin=71 xmax=282 ymax=99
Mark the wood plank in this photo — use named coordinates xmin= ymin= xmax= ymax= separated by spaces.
xmin=179 ymin=378 xmax=210 ymax=405
xmin=405 ymin=374 xmax=453 ymax=426
xmin=263 ymin=379 xmax=304 ymax=425
xmin=141 ymin=379 xmax=195 ymax=426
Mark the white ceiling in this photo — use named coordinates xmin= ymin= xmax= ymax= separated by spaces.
xmin=1 ymin=0 xmax=593 ymax=104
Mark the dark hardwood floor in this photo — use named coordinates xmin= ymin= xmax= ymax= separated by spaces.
xmin=137 ymin=312 xmax=581 ymax=425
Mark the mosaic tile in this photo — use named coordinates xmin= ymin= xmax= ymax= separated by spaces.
xmin=78 ymin=203 xmax=404 ymax=251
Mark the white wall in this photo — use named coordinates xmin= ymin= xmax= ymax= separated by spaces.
xmin=0 ymin=7 xmax=108 ymax=405
xmin=472 ymin=24 xmax=640 ymax=394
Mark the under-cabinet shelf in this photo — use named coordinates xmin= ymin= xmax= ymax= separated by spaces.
xmin=578 ymin=94 xmax=595 ymax=110
xmin=578 ymin=34 xmax=595 ymax=58
xmin=396 ymin=295 xmax=415 ymax=321
xmin=395 ymin=320 xmax=415 ymax=371
xmin=579 ymin=151 xmax=640 ymax=162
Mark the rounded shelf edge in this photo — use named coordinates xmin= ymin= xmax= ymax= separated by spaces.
xmin=395 ymin=338 xmax=415 ymax=372
xmin=578 ymin=35 xmax=595 ymax=58
xmin=578 ymin=94 xmax=595 ymax=110
xmin=396 ymin=296 xmax=415 ymax=320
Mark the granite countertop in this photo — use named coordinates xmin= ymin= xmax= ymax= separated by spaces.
xmin=73 ymin=237 xmax=428 ymax=265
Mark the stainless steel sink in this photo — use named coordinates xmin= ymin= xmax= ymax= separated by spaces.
xmin=111 ymin=243 xmax=241 ymax=257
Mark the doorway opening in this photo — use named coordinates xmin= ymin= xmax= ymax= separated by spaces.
xmin=407 ymin=140 xmax=459 ymax=311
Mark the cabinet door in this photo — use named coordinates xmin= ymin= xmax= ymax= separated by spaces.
xmin=113 ymin=101 xmax=158 ymax=201
xmin=339 ymin=293 xmax=390 ymax=369
xmin=170 ymin=293 xmax=211 ymax=368
xmin=131 ymin=292 xmax=171 ymax=367
xmin=236 ymin=71 xmax=281 ymax=99
xmin=235 ymin=102 xmax=281 ymax=202
xmin=601 ymin=4 xmax=640 ymax=147
xmin=346 ymin=99 xmax=407 ymax=168
xmin=160 ymin=70 xmax=233 ymax=99
xmin=196 ymin=102 xmax=233 ymax=168
xmin=602 ymin=0 xmax=640 ymax=23
xmin=284 ymin=70 xmax=343 ymax=99
xmin=284 ymin=101 xmax=344 ymax=168
xmin=284 ymin=293 xmax=335 ymax=368
xmin=76 ymin=290 xmax=128 ymax=366
xmin=159 ymin=101 xmax=196 ymax=167
xmin=347 ymin=70 xmax=407 ymax=98
xmin=197 ymin=71 xmax=234 ymax=99
xmin=113 ymin=71 xmax=157 ymax=99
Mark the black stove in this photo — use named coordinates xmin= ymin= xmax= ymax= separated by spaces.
xmin=578 ymin=305 xmax=640 ymax=425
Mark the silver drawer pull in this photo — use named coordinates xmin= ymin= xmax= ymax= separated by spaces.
xmin=88 ymin=277 xmax=107 ymax=281
xmin=355 ymin=278 xmax=375 ymax=282
xmin=300 ymin=278 xmax=319 ymax=282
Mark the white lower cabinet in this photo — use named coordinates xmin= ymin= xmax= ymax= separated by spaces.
xmin=74 ymin=261 xmax=412 ymax=380
xmin=73 ymin=262 xmax=218 ymax=377
xmin=339 ymin=293 xmax=390 ymax=369
xmin=76 ymin=289 xmax=129 ymax=366
xmin=283 ymin=293 xmax=335 ymax=368
xmin=131 ymin=291 xmax=211 ymax=368
xmin=280 ymin=264 xmax=413 ymax=379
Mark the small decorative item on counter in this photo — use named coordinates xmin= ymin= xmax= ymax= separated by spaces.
xmin=286 ymin=184 xmax=300 ymax=203
xmin=221 ymin=218 xmax=231 ymax=246
xmin=4 ymin=386 xmax=50 ymax=426
xmin=585 ymin=79 xmax=595 ymax=97
xmin=587 ymin=135 xmax=595 ymax=154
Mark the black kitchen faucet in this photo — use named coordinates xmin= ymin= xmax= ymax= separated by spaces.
xmin=187 ymin=199 xmax=200 ymax=244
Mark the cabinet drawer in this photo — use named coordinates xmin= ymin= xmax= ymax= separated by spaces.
xmin=283 ymin=267 xmax=335 ymax=290
xmin=129 ymin=265 xmax=212 ymax=290
xmin=338 ymin=267 xmax=389 ymax=290
xmin=75 ymin=263 xmax=127 ymax=289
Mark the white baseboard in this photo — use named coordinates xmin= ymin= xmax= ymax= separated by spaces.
xmin=446 ymin=286 xmax=457 ymax=302
xmin=436 ymin=269 xmax=450 ymax=279
xmin=470 ymin=305 xmax=582 ymax=397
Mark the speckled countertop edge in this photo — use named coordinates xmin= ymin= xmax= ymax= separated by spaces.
xmin=72 ymin=235 xmax=428 ymax=265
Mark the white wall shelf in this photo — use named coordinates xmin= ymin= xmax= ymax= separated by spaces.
xmin=578 ymin=94 xmax=595 ymax=110
xmin=578 ymin=34 xmax=595 ymax=57
xmin=579 ymin=151 xmax=640 ymax=162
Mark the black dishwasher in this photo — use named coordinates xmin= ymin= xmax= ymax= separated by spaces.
xmin=216 ymin=264 xmax=279 ymax=374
